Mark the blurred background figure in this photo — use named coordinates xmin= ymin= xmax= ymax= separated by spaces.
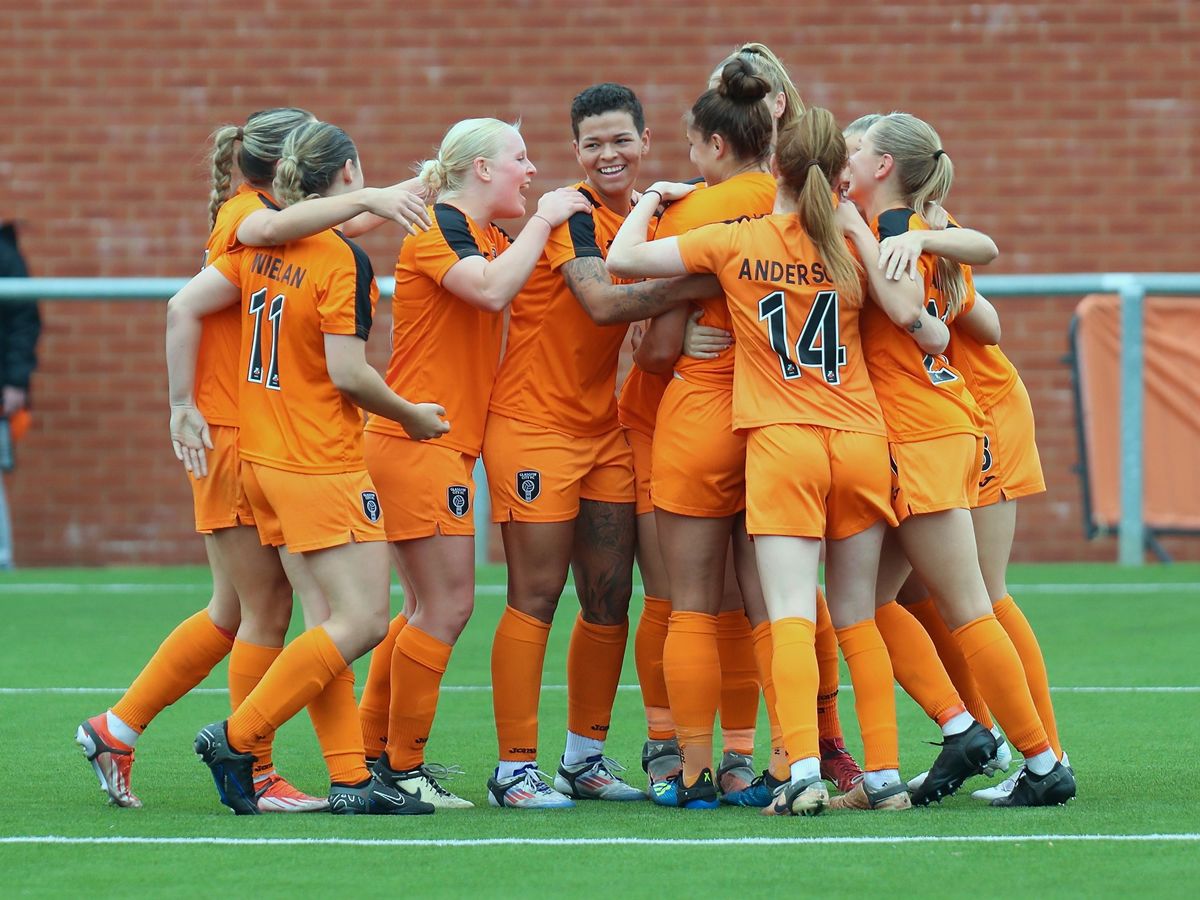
xmin=0 ymin=221 xmax=41 ymax=570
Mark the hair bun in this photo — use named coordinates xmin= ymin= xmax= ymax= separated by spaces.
xmin=719 ymin=58 xmax=771 ymax=104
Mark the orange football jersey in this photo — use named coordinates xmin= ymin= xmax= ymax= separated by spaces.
xmin=488 ymin=183 xmax=636 ymax=437
xmin=657 ymin=171 xmax=776 ymax=389
xmin=365 ymin=203 xmax=509 ymax=457
xmin=858 ymin=208 xmax=985 ymax=440
xmin=212 ymin=228 xmax=378 ymax=473
xmin=677 ymin=213 xmax=886 ymax=435
xmin=197 ymin=184 xmax=277 ymax=426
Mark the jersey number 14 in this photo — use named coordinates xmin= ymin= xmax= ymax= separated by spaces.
xmin=758 ymin=289 xmax=847 ymax=384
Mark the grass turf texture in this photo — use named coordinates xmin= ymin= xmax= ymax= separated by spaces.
xmin=1 ymin=563 xmax=1197 ymax=898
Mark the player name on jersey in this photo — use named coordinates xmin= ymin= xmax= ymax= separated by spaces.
xmin=737 ymin=257 xmax=831 ymax=287
xmin=248 ymin=252 xmax=307 ymax=289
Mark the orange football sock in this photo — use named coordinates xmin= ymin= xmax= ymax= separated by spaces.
xmin=751 ymin=621 xmax=789 ymax=780
xmin=907 ymin=597 xmax=993 ymax=729
xmin=770 ymin=617 xmax=819 ymax=765
xmin=228 ymin=639 xmax=282 ymax=779
xmin=716 ymin=609 xmax=758 ymax=755
xmin=635 ymin=595 xmax=674 ymax=740
xmin=664 ymin=611 xmax=720 ymax=782
xmin=875 ymin=600 xmax=967 ymax=726
xmin=814 ymin=589 xmax=844 ymax=742
xmin=835 ymin=621 xmax=900 ymax=772
xmin=491 ymin=606 xmax=551 ymax=762
xmin=226 ymin=626 xmax=347 ymax=755
xmin=385 ymin=625 xmax=453 ymax=771
xmin=306 ymin=666 xmax=368 ymax=785
xmin=567 ymin=614 xmax=629 ymax=744
xmin=993 ymin=596 xmax=1062 ymax=757
xmin=111 ymin=610 xmax=234 ymax=733
xmin=952 ymin=614 xmax=1051 ymax=758
xmin=358 ymin=612 xmax=407 ymax=760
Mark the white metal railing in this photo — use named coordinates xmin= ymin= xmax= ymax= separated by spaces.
xmin=4 ymin=273 xmax=1200 ymax=566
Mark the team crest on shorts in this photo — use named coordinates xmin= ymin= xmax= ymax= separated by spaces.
xmin=516 ymin=469 xmax=541 ymax=503
xmin=447 ymin=485 xmax=470 ymax=518
xmin=361 ymin=491 xmax=382 ymax=523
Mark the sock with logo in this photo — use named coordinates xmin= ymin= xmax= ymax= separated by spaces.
xmin=358 ymin=612 xmax=408 ymax=760
xmin=814 ymin=589 xmax=844 ymax=742
xmin=565 ymin=614 xmax=629 ymax=764
xmin=664 ymin=611 xmax=720 ymax=783
xmin=492 ymin=606 xmax=552 ymax=764
xmin=385 ymin=625 xmax=453 ymax=772
xmin=228 ymin=638 xmax=283 ymax=780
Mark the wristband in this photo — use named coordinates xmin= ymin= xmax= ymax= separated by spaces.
xmin=642 ymin=189 xmax=663 ymax=204
xmin=531 ymin=213 xmax=553 ymax=228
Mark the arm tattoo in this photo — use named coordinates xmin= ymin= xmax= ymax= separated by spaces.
xmin=907 ymin=317 xmax=923 ymax=333
xmin=562 ymin=256 xmax=689 ymax=324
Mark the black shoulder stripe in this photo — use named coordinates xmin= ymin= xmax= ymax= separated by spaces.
xmin=433 ymin=203 xmax=484 ymax=260
xmin=334 ymin=231 xmax=375 ymax=340
xmin=577 ymin=185 xmax=601 ymax=206
xmin=567 ymin=208 xmax=602 ymax=259
xmin=683 ymin=176 xmax=705 ymax=186
xmin=877 ymin=207 xmax=917 ymax=240
xmin=256 ymin=192 xmax=281 ymax=211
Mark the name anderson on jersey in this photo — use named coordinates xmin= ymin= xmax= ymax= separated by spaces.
xmin=737 ymin=257 xmax=830 ymax=286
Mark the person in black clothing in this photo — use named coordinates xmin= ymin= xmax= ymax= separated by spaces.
xmin=1 ymin=221 xmax=40 ymax=568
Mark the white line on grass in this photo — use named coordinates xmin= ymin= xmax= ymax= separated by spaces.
xmin=3 ymin=685 xmax=1196 ymax=696
xmin=0 ymin=834 xmax=1196 ymax=849
xmin=1 ymin=581 xmax=1199 ymax=596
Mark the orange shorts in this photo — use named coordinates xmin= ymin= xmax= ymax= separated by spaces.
xmin=651 ymin=379 xmax=746 ymax=518
xmin=189 ymin=424 xmax=254 ymax=533
xmin=745 ymin=424 xmax=895 ymax=539
xmin=364 ymin=431 xmax=476 ymax=540
xmin=483 ymin=413 xmax=635 ymax=523
xmin=976 ymin=380 xmax=1046 ymax=508
xmin=241 ymin=462 xmax=386 ymax=552
xmin=625 ymin=427 xmax=654 ymax=516
xmin=890 ymin=433 xmax=984 ymax=522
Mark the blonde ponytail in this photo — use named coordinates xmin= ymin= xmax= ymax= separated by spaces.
xmin=207 ymin=124 xmax=241 ymax=228
xmin=776 ymin=109 xmax=863 ymax=308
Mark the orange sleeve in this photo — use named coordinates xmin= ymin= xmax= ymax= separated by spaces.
xmin=420 ymin=206 xmax=486 ymax=286
xmin=545 ymin=209 xmax=604 ymax=272
xmin=318 ymin=235 xmax=378 ymax=340
xmin=210 ymin=248 xmax=243 ymax=286
xmin=676 ymin=221 xmax=736 ymax=276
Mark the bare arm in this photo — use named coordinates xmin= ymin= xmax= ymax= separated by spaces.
xmin=237 ymin=179 xmax=430 ymax=247
xmin=441 ymin=188 xmax=592 ymax=312
xmin=323 ymin=334 xmax=450 ymax=441
xmin=164 ymin=266 xmax=241 ymax=475
xmin=561 ymin=255 xmax=719 ymax=325
xmin=605 ymin=182 xmax=698 ymax=279
xmin=955 ymin=291 xmax=1002 ymax=345
xmin=878 ymin=226 xmax=998 ymax=281
xmin=633 ymin=306 xmax=689 ymax=373
xmin=839 ymin=205 xmax=948 ymax=356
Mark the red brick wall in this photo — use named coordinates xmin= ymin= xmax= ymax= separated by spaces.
xmin=3 ymin=0 xmax=1197 ymax=565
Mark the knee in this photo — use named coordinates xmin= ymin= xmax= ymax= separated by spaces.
xmin=357 ymin=608 xmax=390 ymax=650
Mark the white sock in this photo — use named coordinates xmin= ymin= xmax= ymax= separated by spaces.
xmin=495 ymin=760 xmax=533 ymax=782
xmin=863 ymin=769 xmax=901 ymax=792
xmin=790 ymin=756 xmax=820 ymax=784
xmin=1025 ymin=748 xmax=1057 ymax=776
xmin=991 ymin=725 xmax=1004 ymax=742
xmin=563 ymin=731 xmax=604 ymax=767
xmin=940 ymin=711 xmax=974 ymax=737
xmin=106 ymin=710 xmax=140 ymax=747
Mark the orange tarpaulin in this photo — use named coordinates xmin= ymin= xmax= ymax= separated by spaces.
xmin=1072 ymin=294 xmax=1200 ymax=534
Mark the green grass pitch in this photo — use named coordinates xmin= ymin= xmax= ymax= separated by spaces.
xmin=1 ymin=563 xmax=1198 ymax=897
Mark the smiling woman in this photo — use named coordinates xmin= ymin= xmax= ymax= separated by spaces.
xmin=354 ymin=117 xmax=592 ymax=809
